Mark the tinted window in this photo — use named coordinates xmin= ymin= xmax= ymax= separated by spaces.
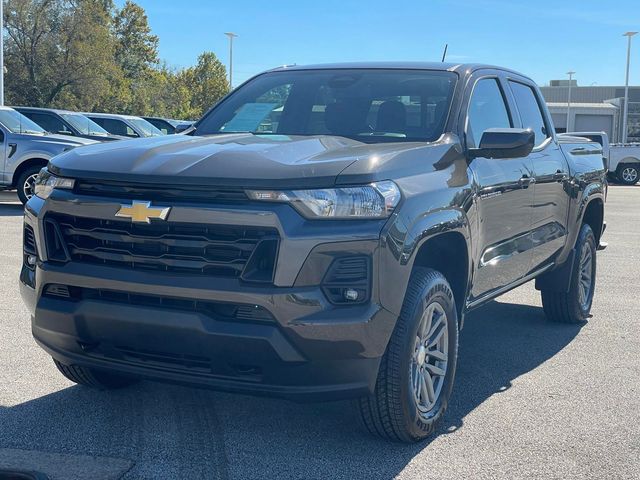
xmin=92 ymin=118 xmax=137 ymax=137
xmin=509 ymin=81 xmax=549 ymax=147
xmin=196 ymin=69 xmax=457 ymax=143
xmin=25 ymin=112 xmax=71 ymax=134
xmin=129 ymin=118 xmax=164 ymax=137
xmin=0 ymin=109 xmax=46 ymax=134
xmin=146 ymin=118 xmax=174 ymax=134
xmin=466 ymin=78 xmax=511 ymax=148
xmin=60 ymin=113 xmax=110 ymax=136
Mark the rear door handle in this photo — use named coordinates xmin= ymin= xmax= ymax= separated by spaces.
xmin=553 ymin=170 xmax=569 ymax=181
xmin=8 ymin=143 xmax=17 ymax=158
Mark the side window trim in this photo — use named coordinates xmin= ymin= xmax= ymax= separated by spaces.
xmin=463 ymin=74 xmax=515 ymax=150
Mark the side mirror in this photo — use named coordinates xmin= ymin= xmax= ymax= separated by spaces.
xmin=469 ymin=128 xmax=535 ymax=160
xmin=57 ymin=130 xmax=74 ymax=136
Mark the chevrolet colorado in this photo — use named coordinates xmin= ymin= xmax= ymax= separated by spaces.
xmin=20 ymin=63 xmax=607 ymax=442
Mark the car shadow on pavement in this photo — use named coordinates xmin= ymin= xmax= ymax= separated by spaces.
xmin=0 ymin=299 xmax=582 ymax=479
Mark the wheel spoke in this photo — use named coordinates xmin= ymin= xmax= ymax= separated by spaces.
xmin=426 ymin=349 xmax=447 ymax=362
xmin=425 ymin=363 xmax=446 ymax=377
xmin=427 ymin=322 xmax=446 ymax=348
xmin=421 ymin=373 xmax=435 ymax=404
xmin=419 ymin=303 xmax=435 ymax=338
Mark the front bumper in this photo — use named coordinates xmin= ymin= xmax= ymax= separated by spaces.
xmin=21 ymin=192 xmax=398 ymax=401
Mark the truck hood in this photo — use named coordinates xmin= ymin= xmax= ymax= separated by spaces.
xmin=14 ymin=132 xmax=98 ymax=147
xmin=49 ymin=133 xmax=461 ymax=189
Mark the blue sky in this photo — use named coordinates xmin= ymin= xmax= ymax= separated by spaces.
xmin=123 ymin=0 xmax=640 ymax=87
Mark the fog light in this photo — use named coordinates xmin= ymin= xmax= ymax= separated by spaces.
xmin=344 ymin=289 xmax=359 ymax=302
xmin=26 ymin=255 xmax=37 ymax=267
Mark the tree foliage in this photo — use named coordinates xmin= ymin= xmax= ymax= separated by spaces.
xmin=3 ymin=0 xmax=229 ymax=119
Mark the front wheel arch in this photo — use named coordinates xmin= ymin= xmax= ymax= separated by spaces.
xmin=12 ymin=158 xmax=49 ymax=188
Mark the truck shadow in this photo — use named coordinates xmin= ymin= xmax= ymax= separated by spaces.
xmin=0 ymin=299 xmax=582 ymax=479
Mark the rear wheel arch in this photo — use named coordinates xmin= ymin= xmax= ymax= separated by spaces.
xmin=581 ymin=198 xmax=604 ymax=244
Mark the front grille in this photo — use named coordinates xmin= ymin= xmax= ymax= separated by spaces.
xmin=43 ymin=284 xmax=276 ymax=323
xmin=45 ymin=213 xmax=279 ymax=280
xmin=74 ymin=180 xmax=248 ymax=203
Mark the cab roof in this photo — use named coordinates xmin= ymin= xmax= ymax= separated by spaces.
xmin=267 ymin=61 xmax=532 ymax=81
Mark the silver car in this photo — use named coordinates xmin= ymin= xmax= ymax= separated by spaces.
xmin=84 ymin=113 xmax=165 ymax=138
xmin=0 ymin=106 xmax=97 ymax=203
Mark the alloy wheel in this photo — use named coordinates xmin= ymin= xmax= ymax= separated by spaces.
xmin=621 ymin=167 xmax=638 ymax=183
xmin=23 ymin=173 xmax=39 ymax=201
xmin=410 ymin=301 xmax=449 ymax=417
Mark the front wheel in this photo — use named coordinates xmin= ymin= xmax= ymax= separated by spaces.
xmin=16 ymin=166 xmax=43 ymax=204
xmin=356 ymin=268 xmax=459 ymax=442
xmin=541 ymin=223 xmax=597 ymax=323
xmin=617 ymin=164 xmax=639 ymax=185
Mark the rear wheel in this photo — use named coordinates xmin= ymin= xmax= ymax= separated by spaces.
xmin=53 ymin=359 xmax=138 ymax=390
xmin=16 ymin=166 xmax=44 ymax=204
xmin=356 ymin=268 xmax=458 ymax=442
xmin=617 ymin=164 xmax=639 ymax=185
xmin=541 ymin=223 xmax=596 ymax=323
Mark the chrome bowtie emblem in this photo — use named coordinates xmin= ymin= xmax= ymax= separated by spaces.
xmin=115 ymin=201 xmax=171 ymax=223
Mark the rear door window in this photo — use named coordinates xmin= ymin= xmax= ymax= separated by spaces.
xmin=25 ymin=112 xmax=71 ymax=135
xmin=508 ymin=81 xmax=550 ymax=148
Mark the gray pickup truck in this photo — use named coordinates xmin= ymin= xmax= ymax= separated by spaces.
xmin=21 ymin=62 xmax=606 ymax=442
xmin=0 ymin=106 xmax=97 ymax=203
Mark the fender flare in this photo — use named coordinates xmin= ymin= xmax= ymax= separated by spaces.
xmin=379 ymin=207 xmax=473 ymax=317
xmin=536 ymin=183 xmax=604 ymax=293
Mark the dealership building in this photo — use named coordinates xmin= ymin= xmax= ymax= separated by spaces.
xmin=539 ymin=80 xmax=640 ymax=143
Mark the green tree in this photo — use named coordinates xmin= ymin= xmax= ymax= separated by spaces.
xmin=3 ymin=1 xmax=228 ymax=119
xmin=4 ymin=0 xmax=118 ymax=108
xmin=181 ymin=52 xmax=230 ymax=117
xmin=112 ymin=0 xmax=158 ymax=80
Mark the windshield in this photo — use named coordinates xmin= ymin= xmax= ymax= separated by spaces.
xmin=130 ymin=118 xmax=165 ymax=137
xmin=60 ymin=113 xmax=110 ymax=136
xmin=0 ymin=109 xmax=46 ymax=134
xmin=196 ymin=69 xmax=457 ymax=143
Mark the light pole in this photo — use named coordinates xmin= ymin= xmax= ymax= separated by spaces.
xmin=566 ymin=71 xmax=575 ymax=133
xmin=224 ymin=32 xmax=238 ymax=89
xmin=1 ymin=0 xmax=4 ymax=106
xmin=622 ymin=32 xmax=637 ymax=144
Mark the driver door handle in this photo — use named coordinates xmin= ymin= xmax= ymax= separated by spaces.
xmin=519 ymin=174 xmax=535 ymax=188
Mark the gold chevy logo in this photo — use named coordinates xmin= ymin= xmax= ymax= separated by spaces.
xmin=115 ymin=201 xmax=171 ymax=223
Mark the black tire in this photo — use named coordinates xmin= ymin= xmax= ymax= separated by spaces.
xmin=616 ymin=164 xmax=639 ymax=185
xmin=356 ymin=268 xmax=459 ymax=442
xmin=541 ymin=224 xmax=597 ymax=323
xmin=16 ymin=165 xmax=44 ymax=204
xmin=53 ymin=359 xmax=137 ymax=390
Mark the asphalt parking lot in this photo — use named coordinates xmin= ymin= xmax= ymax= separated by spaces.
xmin=0 ymin=187 xmax=638 ymax=480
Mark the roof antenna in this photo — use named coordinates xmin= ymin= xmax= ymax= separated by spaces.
xmin=441 ymin=44 xmax=448 ymax=62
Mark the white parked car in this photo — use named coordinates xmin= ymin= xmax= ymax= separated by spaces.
xmin=609 ymin=144 xmax=640 ymax=185
xmin=561 ymin=131 xmax=639 ymax=185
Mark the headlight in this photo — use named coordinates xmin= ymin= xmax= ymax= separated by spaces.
xmin=246 ymin=181 xmax=401 ymax=219
xmin=34 ymin=169 xmax=75 ymax=199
